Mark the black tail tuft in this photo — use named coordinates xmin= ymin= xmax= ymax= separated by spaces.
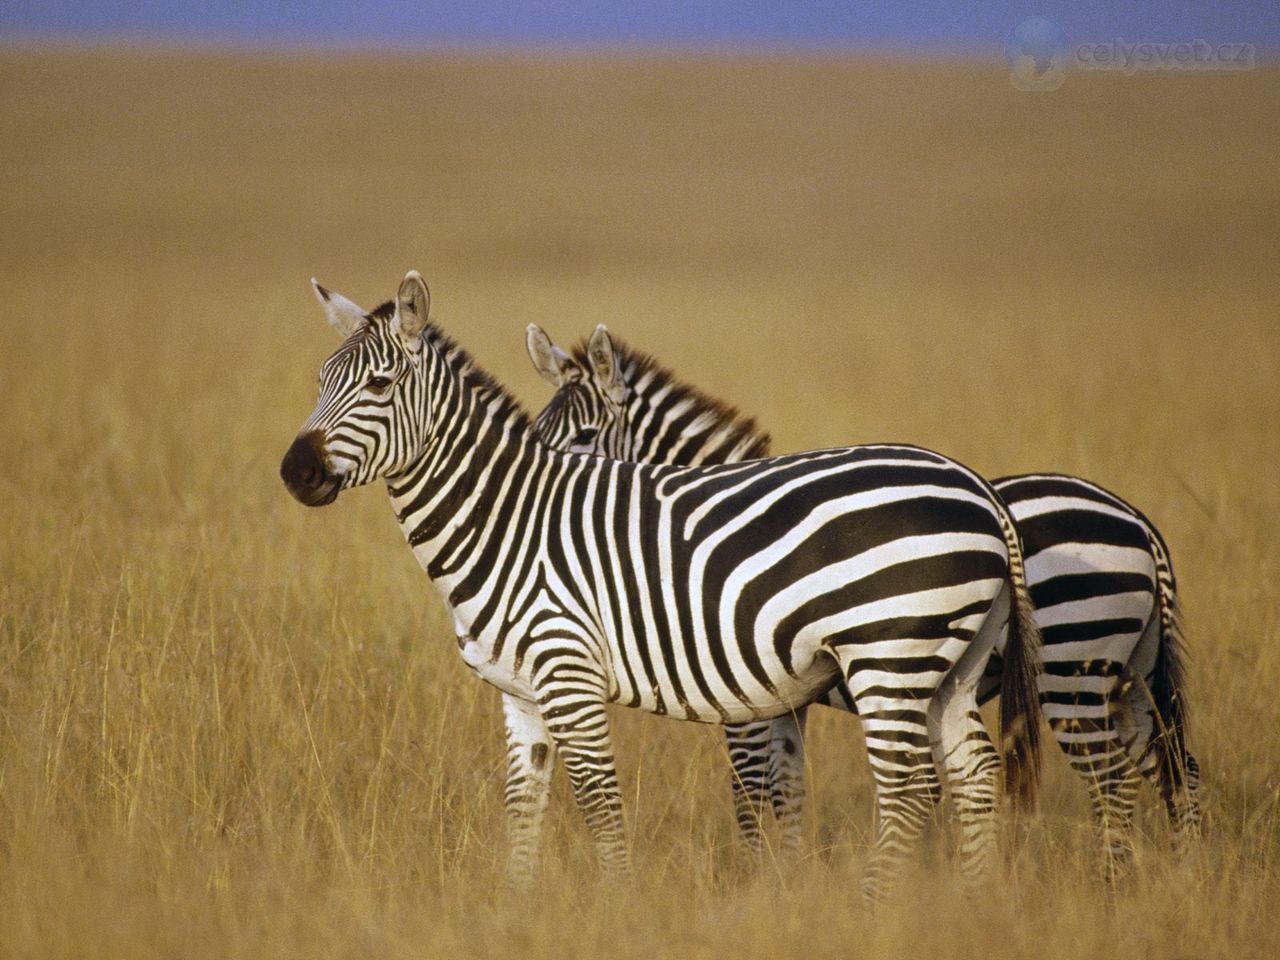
xmin=1146 ymin=531 xmax=1198 ymax=831
xmin=996 ymin=506 xmax=1044 ymax=811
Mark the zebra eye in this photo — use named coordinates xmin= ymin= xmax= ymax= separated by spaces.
xmin=572 ymin=428 xmax=598 ymax=446
xmin=366 ymin=375 xmax=393 ymax=393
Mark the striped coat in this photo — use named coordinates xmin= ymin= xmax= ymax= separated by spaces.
xmin=527 ymin=323 xmax=1200 ymax=876
xmin=281 ymin=273 xmax=1044 ymax=900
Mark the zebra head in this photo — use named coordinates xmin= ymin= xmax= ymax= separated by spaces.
xmin=281 ymin=271 xmax=434 ymax=506
xmin=526 ymin=323 xmax=629 ymax=457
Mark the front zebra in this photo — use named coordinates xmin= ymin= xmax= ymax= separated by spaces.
xmin=281 ymin=272 xmax=1044 ymax=902
xmin=526 ymin=323 xmax=1202 ymax=878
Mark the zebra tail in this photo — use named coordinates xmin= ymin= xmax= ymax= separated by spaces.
xmin=1147 ymin=531 xmax=1194 ymax=801
xmin=995 ymin=502 xmax=1044 ymax=811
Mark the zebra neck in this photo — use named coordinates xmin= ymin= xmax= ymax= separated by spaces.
xmin=385 ymin=367 xmax=545 ymax=601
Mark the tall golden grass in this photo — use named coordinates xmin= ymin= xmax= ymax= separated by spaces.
xmin=0 ymin=48 xmax=1277 ymax=959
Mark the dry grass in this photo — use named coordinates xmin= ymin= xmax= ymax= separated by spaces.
xmin=1 ymin=47 xmax=1277 ymax=959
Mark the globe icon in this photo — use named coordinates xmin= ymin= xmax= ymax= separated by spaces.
xmin=1005 ymin=17 xmax=1068 ymax=90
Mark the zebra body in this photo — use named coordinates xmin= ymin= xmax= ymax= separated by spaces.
xmin=527 ymin=323 xmax=1201 ymax=875
xmin=281 ymin=273 xmax=1043 ymax=900
xmin=425 ymin=443 xmax=1000 ymax=725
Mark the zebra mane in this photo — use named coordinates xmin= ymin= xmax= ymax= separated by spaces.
xmin=570 ymin=334 xmax=772 ymax=459
xmin=368 ymin=301 xmax=532 ymax=432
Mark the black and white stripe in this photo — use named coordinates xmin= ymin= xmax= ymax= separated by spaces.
xmin=526 ymin=323 xmax=1201 ymax=877
xmin=282 ymin=273 xmax=1044 ymax=901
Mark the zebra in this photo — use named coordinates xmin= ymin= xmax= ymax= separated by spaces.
xmin=280 ymin=271 xmax=1044 ymax=901
xmin=525 ymin=322 xmax=1202 ymax=878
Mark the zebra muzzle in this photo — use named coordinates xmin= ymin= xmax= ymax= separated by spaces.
xmin=280 ymin=431 xmax=341 ymax=507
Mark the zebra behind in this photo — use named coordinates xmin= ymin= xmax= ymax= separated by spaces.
xmin=527 ymin=322 xmax=1201 ymax=877
xmin=281 ymin=272 xmax=1044 ymax=901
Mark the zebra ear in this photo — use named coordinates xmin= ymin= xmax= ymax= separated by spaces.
xmin=588 ymin=324 xmax=626 ymax=404
xmin=311 ymin=278 xmax=366 ymax=338
xmin=396 ymin=270 xmax=432 ymax=342
xmin=526 ymin=324 xmax=576 ymax=387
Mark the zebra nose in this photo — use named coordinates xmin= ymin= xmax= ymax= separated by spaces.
xmin=281 ymin=431 xmax=338 ymax=505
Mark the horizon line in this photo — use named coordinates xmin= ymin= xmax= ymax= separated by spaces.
xmin=5 ymin=33 xmax=1279 ymax=63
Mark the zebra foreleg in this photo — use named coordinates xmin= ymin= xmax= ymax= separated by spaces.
xmin=538 ymin=686 xmax=631 ymax=879
xmin=501 ymin=693 xmax=558 ymax=888
xmin=766 ymin=708 xmax=809 ymax=855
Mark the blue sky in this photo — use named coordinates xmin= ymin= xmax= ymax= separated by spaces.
xmin=2 ymin=1 xmax=1277 ymax=51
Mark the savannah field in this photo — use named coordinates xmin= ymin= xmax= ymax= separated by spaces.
xmin=0 ymin=47 xmax=1277 ymax=959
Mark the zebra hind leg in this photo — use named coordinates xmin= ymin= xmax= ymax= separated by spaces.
xmin=848 ymin=690 xmax=942 ymax=905
xmin=1086 ymin=753 xmax=1143 ymax=886
xmin=501 ymin=693 xmax=558 ymax=888
xmin=928 ymin=602 xmax=1006 ymax=893
xmin=1119 ymin=676 xmax=1203 ymax=856
xmin=1054 ymin=711 xmax=1143 ymax=884
xmin=929 ymin=691 xmax=1001 ymax=892
xmin=767 ymin=708 xmax=809 ymax=856
xmin=1118 ymin=616 xmax=1203 ymax=856
xmin=1164 ymin=751 xmax=1202 ymax=855
xmin=725 ymin=720 xmax=774 ymax=855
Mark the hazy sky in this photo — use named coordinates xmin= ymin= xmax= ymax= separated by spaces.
xmin=2 ymin=1 xmax=1277 ymax=51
